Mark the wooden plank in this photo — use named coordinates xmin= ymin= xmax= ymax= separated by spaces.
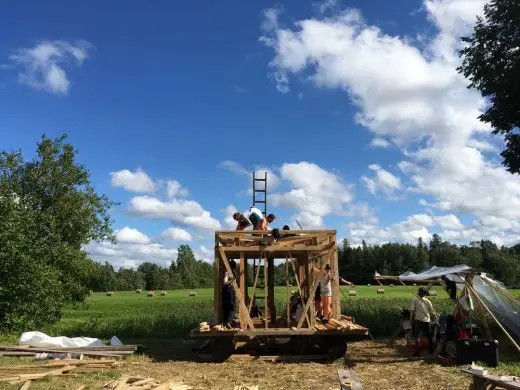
xmin=239 ymin=252 xmax=247 ymax=329
xmin=191 ymin=327 xmax=368 ymax=337
xmin=229 ymin=354 xmax=328 ymax=362
xmin=20 ymin=380 xmax=31 ymax=390
xmin=218 ymin=247 xmax=255 ymax=330
xmin=216 ymin=230 xmax=337 ymax=235
xmin=220 ymin=244 xmax=333 ymax=253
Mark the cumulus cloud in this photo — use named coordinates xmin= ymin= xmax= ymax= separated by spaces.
xmin=162 ymin=227 xmax=192 ymax=241
xmin=166 ymin=180 xmax=189 ymax=198
xmin=111 ymin=168 xmax=156 ymax=193
xmin=127 ymin=195 xmax=221 ymax=230
xmin=116 ymin=226 xmax=151 ymax=245
xmin=362 ymin=164 xmax=401 ymax=196
xmin=218 ymin=160 xmax=281 ymax=191
xmin=369 ymin=138 xmax=391 ymax=148
xmin=222 ymin=204 xmax=239 ymax=229
xmin=9 ymin=40 xmax=92 ymax=94
xmin=433 ymin=214 xmax=464 ymax=230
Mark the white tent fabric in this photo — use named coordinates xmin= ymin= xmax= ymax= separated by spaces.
xmin=398 ymin=265 xmax=471 ymax=281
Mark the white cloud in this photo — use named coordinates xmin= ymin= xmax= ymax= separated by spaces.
xmin=128 ymin=195 xmax=221 ymax=230
xmin=162 ymin=227 xmax=192 ymax=241
xmin=9 ymin=40 xmax=92 ymax=94
xmin=222 ymin=204 xmax=239 ymax=229
xmin=369 ymin=138 xmax=391 ymax=148
xmin=272 ymin=161 xmax=353 ymax=215
xmin=362 ymin=164 xmax=401 ymax=196
xmin=166 ymin=180 xmax=189 ymax=198
xmin=116 ymin=226 xmax=151 ymax=245
xmin=219 ymin=160 xmax=250 ymax=176
xmin=259 ymin=1 xmax=520 ymax=229
xmin=86 ymin=241 xmax=177 ymax=270
xmin=434 ymin=214 xmax=464 ymax=230
xmin=218 ymin=160 xmax=281 ymax=193
xmin=111 ymin=168 xmax=156 ymax=193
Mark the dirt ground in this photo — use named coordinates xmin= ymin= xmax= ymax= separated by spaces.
xmin=0 ymin=340 xmax=473 ymax=390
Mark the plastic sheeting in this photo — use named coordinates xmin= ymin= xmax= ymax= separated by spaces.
xmin=398 ymin=265 xmax=471 ymax=281
xmin=19 ymin=331 xmax=123 ymax=348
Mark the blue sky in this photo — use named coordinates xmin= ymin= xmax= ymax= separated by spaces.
xmin=2 ymin=0 xmax=519 ymax=269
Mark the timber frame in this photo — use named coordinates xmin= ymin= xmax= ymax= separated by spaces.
xmin=212 ymin=230 xmax=342 ymax=334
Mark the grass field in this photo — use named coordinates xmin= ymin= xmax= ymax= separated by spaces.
xmin=41 ymin=285 xmax=520 ymax=340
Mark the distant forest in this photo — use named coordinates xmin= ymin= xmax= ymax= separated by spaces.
xmin=89 ymin=234 xmax=520 ymax=292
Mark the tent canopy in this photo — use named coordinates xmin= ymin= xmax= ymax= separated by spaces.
xmin=398 ymin=265 xmax=471 ymax=282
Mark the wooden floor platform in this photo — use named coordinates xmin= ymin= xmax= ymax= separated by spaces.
xmin=190 ymin=326 xmax=369 ymax=338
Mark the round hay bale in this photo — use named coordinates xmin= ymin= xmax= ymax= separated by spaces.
xmin=189 ymin=291 xmax=197 ymax=297
xmin=160 ymin=291 xmax=167 ymax=296
xmin=106 ymin=291 xmax=114 ymax=296
xmin=89 ymin=290 xmax=93 ymax=295
xmin=429 ymin=290 xmax=438 ymax=296
xmin=147 ymin=291 xmax=155 ymax=297
xmin=413 ymin=283 xmax=417 ymax=286
xmin=377 ymin=288 xmax=385 ymax=294
xmin=348 ymin=290 xmax=357 ymax=296
xmin=135 ymin=289 xmax=142 ymax=294
xmin=367 ymin=284 xmax=371 ymax=287
xmin=389 ymin=283 xmax=395 ymax=287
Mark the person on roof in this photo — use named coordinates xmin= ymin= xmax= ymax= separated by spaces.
xmin=257 ymin=213 xmax=276 ymax=231
xmin=410 ymin=287 xmax=437 ymax=356
xmin=248 ymin=206 xmax=264 ymax=229
xmin=232 ymin=212 xmax=252 ymax=231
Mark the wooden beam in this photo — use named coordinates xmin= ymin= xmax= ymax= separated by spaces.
xmin=216 ymin=230 xmax=337 ymax=235
xmin=288 ymin=254 xmax=311 ymax=327
xmin=220 ymin=244 xmax=334 ymax=253
xmin=264 ymin=254 xmax=268 ymax=329
xmin=268 ymin=257 xmax=276 ymax=325
xmin=218 ymin=247 xmax=255 ymax=330
xmin=331 ymin=248 xmax=341 ymax=320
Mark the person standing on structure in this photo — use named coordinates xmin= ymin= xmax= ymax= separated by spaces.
xmin=410 ymin=287 xmax=437 ymax=356
xmin=312 ymin=264 xmax=334 ymax=322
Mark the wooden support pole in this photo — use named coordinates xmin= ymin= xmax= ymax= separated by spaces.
xmin=268 ymin=256 xmax=276 ymax=325
xmin=239 ymin=252 xmax=247 ymax=329
xmin=467 ymin=284 xmax=520 ymax=353
xmin=248 ymin=262 xmax=261 ymax=313
xmin=331 ymin=247 xmax=341 ymax=320
xmin=285 ymin=256 xmax=290 ymax=326
xmin=218 ymin=247 xmax=255 ymax=329
xmin=214 ymin=238 xmax=222 ymax=323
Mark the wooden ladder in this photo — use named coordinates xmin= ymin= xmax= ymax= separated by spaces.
xmin=252 ymin=171 xmax=268 ymax=216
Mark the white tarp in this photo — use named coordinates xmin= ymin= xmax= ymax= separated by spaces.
xmin=398 ymin=265 xmax=471 ymax=281
xmin=19 ymin=331 xmax=122 ymax=348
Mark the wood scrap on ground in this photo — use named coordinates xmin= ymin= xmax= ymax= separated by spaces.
xmin=104 ymin=376 xmax=192 ymax=389
xmin=0 ymin=359 xmax=118 ymax=385
xmin=0 ymin=344 xmax=138 ymax=358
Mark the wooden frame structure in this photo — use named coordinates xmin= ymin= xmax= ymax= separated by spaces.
xmin=194 ymin=229 xmax=369 ymax=338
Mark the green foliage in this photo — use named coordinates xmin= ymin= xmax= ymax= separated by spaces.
xmin=0 ymin=135 xmax=115 ymax=331
xmin=458 ymin=0 xmax=520 ymax=174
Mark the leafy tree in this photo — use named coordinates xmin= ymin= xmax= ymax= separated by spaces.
xmin=458 ymin=0 xmax=520 ymax=173
xmin=0 ymin=135 xmax=115 ymax=330
xmin=176 ymin=245 xmax=198 ymax=289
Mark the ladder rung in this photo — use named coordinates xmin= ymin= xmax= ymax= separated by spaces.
xmin=254 ymin=178 xmax=267 ymax=182
xmin=254 ymin=200 xmax=266 ymax=204
xmin=254 ymin=190 xmax=266 ymax=193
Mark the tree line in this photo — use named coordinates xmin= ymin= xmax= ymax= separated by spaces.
xmin=338 ymin=236 xmax=520 ymax=288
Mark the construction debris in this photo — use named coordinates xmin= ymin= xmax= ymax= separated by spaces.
xmin=234 ymin=386 xmax=259 ymax=390
xmin=104 ymin=376 xmax=192 ymax=389
xmin=0 ymin=359 xmax=117 ymax=385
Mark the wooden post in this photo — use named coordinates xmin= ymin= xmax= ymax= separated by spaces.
xmin=268 ymin=256 xmax=276 ymax=325
xmin=289 ymin=254 xmax=311 ymax=327
xmin=285 ymin=256 xmax=290 ymax=326
xmin=239 ymin=252 xmax=247 ymax=329
xmin=264 ymin=254 xmax=268 ymax=329
xmin=214 ymin=239 xmax=222 ymax=323
xmin=218 ymin=247 xmax=255 ymax=329
xmin=248 ymin=263 xmax=261 ymax=313
xmin=331 ymin=246 xmax=341 ymax=320
xmin=297 ymin=275 xmax=319 ymax=329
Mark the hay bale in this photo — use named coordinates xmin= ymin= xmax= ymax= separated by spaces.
xmin=367 ymin=284 xmax=371 ymax=287
xmin=89 ymin=290 xmax=93 ymax=295
xmin=106 ymin=291 xmax=114 ymax=296
xmin=136 ymin=289 xmax=142 ymax=294
xmin=147 ymin=291 xmax=155 ymax=297
xmin=389 ymin=284 xmax=395 ymax=287
xmin=160 ymin=291 xmax=168 ymax=296
xmin=189 ymin=291 xmax=196 ymax=297
xmin=348 ymin=290 xmax=357 ymax=296
xmin=429 ymin=290 xmax=438 ymax=296
xmin=377 ymin=288 xmax=385 ymax=294
xmin=413 ymin=283 xmax=417 ymax=286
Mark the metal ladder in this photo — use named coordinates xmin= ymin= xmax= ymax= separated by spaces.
xmin=252 ymin=171 xmax=267 ymax=216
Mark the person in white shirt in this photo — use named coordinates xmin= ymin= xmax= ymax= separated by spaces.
xmin=312 ymin=264 xmax=334 ymax=322
xmin=410 ymin=287 xmax=437 ymax=356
